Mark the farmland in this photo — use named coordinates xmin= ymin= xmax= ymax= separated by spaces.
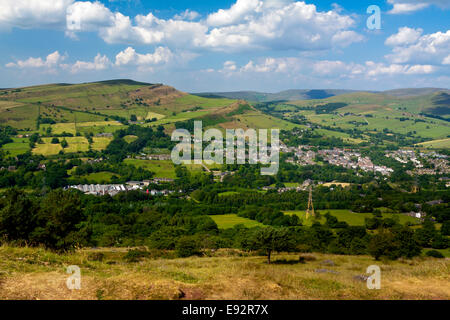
xmin=284 ymin=210 xmax=420 ymax=227
xmin=210 ymin=214 xmax=265 ymax=229
xmin=32 ymin=137 xmax=112 ymax=156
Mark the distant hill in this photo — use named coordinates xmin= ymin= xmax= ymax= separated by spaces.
xmin=193 ymin=88 xmax=449 ymax=102
xmin=383 ymin=88 xmax=449 ymax=97
xmin=193 ymin=89 xmax=363 ymax=102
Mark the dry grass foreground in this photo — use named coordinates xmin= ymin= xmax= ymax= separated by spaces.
xmin=0 ymin=245 xmax=448 ymax=300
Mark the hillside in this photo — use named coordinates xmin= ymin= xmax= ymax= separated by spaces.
xmin=273 ymin=91 xmax=450 ymax=142
xmin=0 ymin=80 xmax=448 ymax=155
xmin=1 ymin=246 xmax=448 ymax=300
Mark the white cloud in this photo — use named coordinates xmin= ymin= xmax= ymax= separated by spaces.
xmin=206 ymin=0 xmax=263 ymax=27
xmin=217 ymin=55 xmax=439 ymax=80
xmin=174 ymin=10 xmax=200 ymax=21
xmin=365 ymin=61 xmax=435 ymax=76
xmin=84 ymin=1 xmax=363 ymax=52
xmin=66 ymin=1 xmax=114 ymax=32
xmin=0 ymin=1 xmax=364 ymax=53
xmin=385 ymin=29 xmax=450 ymax=65
xmin=387 ymin=0 xmax=450 ymax=14
xmin=71 ymin=53 xmax=110 ymax=73
xmin=443 ymin=55 xmax=450 ymax=65
xmin=6 ymin=51 xmax=64 ymax=68
xmin=0 ymin=0 xmax=74 ymax=30
xmin=115 ymin=47 xmax=173 ymax=66
xmin=385 ymin=27 xmax=423 ymax=46
xmin=388 ymin=3 xmax=429 ymax=14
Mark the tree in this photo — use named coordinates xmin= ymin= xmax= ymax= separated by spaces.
xmin=60 ymin=139 xmax=68 ymax=148
xmin=441 ymin=221 xmax=450 ymax=236
xmin=130 ymin=114 xmax=137 ymax=122
xmin=0 ymin=189 xmax=38 ymax=242
xmin=51 ymin=137 xmax=59 ymax=144
xmin=30 ymin=189 xmax=84 ymax=251
xmin=175 ymin=236 xmax=201 ymax=258
xmin=250 ymin=227 xmax=295 ymax=264
xmin=368 ymin=230 xmax=399 ymax=260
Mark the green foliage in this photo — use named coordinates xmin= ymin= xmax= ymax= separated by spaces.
xmin=175 ymin=236 xmax=201 ymax=258
xmin=425 ymin=250 xmax=445 ymax=258
xmin=250 ymin=227 xmax=296 ymax=263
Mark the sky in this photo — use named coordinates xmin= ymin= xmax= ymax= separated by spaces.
xmin=0 ymin=0 xmax=449 ymax=92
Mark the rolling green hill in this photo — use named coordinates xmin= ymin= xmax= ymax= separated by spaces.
xmin=1 ymin=80 xmax=448 ymax=155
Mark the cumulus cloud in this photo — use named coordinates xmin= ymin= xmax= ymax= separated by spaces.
xmin=173 ymin=10 xmax=200 ymax=21
xmin=443 ymin=55 xmax=450 ymax=65
xmin=217 ymin=55 xmax=438 ymax=79
xmin=0 ymin=1 xmax=364 ymax=53
xmin=0 ymin=0 xmax=74 ymax=30
xmin=385 ymin=29 xmax=450 ymax=65
xmin=365 ymin=61 xmax=435 ymax=76
xmin=70 ymin=54 xmax=110 ymax=73
xmin=115 ymin=47 xmax=173 ymax=66
xmin=385 ymin=27 xmax=423 ymax=46
xmin=387 ymin=0 xmax=450 ymax=14
xmin=6 ymin=51 xmax=64 ymax=68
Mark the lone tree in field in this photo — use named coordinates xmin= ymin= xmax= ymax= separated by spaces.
xmin=250 ymin=227 xmax=295 ymax=264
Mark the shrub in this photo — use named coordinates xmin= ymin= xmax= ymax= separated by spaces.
xmin=124 ymin=249 xmax=150 ymax=262
xmin=175 ymin=236 xmax=201 ymax=258
xmin=425 ymin=250 xmax=445 ymax=259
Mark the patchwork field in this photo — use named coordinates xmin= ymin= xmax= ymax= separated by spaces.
xmin=284 ymin=210 xmax=420 ymax=227
xmin=0 ymin=246 xmax=448 ymax=300
xmin=32 ymin=137 xmax=112 ymax=156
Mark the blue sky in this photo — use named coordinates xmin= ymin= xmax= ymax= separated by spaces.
xmin=0 ymin=0 xmax=449 ymax=92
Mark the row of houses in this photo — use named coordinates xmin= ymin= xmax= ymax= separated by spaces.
xmin=66 ymin=181 xmax=176 ymax=196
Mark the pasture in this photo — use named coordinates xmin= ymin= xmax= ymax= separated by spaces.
xmin=284 ymin=209 xmax=420 ymax=227
xmin=2 ymin=138 xmax=30 ymax=156
xmin=32 ymin=137 xmax=112 ymax=156
xmin=210 ymin=214 xmax=265 ymax=229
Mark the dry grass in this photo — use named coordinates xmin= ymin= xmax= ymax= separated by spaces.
xmin=0 ymin=245 xmax=448 ymax=300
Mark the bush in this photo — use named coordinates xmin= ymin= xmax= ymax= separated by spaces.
xmin=175 ymin=236 xmax=201 ymax=258
xmin=425 ymin=250 xmax=445 ymax=259
xmin=124 ymin=249 xmax=150 ymax=262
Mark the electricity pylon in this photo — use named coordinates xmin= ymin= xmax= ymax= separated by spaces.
xmin=306 ymin=185 xmax=315 ymax=219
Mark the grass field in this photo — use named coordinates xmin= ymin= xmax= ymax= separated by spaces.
xmin=2 ymin=138 xmax=30 ymax=156
xmin=0 ymin=245 xmax=448 ymax=300
xmin=284 ymin=210 xmax=420 ymax=227
xmin=124 ymin=159 xmax=177 ymax=179
xmin=72 ymin=172 xmax=119 ymax=183
xmin=210 ymin=214 xmax=265 ymax=229
xmin=33 ymin=137 xmax=112 ymax=156
xmin=124 ymin=159 xmax=204 ymax=179
xmin=416 ymin=138 xmax=450 ymax=149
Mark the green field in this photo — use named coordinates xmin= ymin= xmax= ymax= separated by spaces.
xmin=33 ymin=137 xmax=112 ymax=156
xmin=124 ymin=159 xmax=177 ymax=179
xmin=284 ymin=209 xmax=420 ymax=227
xmin=73 ymin=171 xmax=119 ymax=183
xmin=2 ymin=138 xmax=30 ymax=156
xmin=210 ymin=214 xmax=265 ymax=229
xmin=416 ymin=138 xmax=450 ymax=149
